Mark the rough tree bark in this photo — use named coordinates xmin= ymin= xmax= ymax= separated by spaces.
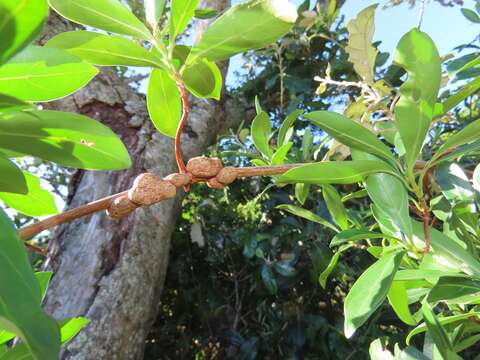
xmin=40 ymin=1 xmax=236 ymax=358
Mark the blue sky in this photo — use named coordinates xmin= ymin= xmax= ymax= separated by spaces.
xmin=225 ymin=0 xmax=480 ymax=85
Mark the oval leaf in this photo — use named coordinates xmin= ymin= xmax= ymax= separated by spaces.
xmin=46 ymin=31 xmax=164 ymax=68
xmin=188 ymin=0 xmax=297 ymax=63
xmin=0 ymin=110 xmax=131 ymax=170
xmin=181 ymin=58 xmax=222 ymax=99
xmin=251 ymin=111 xmax=273 ymax=158
xmin=0 ymin=46 xmax=98 ymax=102
xmin=344 ymin=251 xmax=404 ymax=338
xmin=48 ymin=0 xmax=152 ymax=40
xmin=146 ymin=69 xmax=181 ymax=138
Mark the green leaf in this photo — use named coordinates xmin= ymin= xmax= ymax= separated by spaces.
xmin=255 ymin=96 xmax=262 ymax=114
xmin=170 ymin=0 xmax=200 ymax=43
xmin=396 ymin=346 xmax=430 ymax=360
xmin=181 ymin=58 xmax=222 ymax=99
xmin=388 ymin=281 xmax=417 ymax=325
xmin=301 ymin=128 xmax=313 ymax=160
xmin=251 ymin=111 xmax=273 ymax=158
xmin=345 ymin=4 xmax=378 ymax=84
xmin=412 ymin=221 xmax=480 ymax=276
xmin=344 ymin=251 xmax=403 ymax=338
xmin=48 ymin=0 xmax=152 ymax=40
xmin=35 ymin=272 xmax=52 ymax=301
xmin=0 ymin=46 xmax=98 ymax=102
xmin=278 ymin=160 xmax=398 ymax=185
xmin=305 ymin=111 xmax=395 ymax=163
xmin=0 ymin=110 xmax=131 ymax=170
xmin=271 ymin=142 xmax=292 ymax=165
xmin=435 ymin=163 xmax=474 ymax=204
xmin=0 ymin=172 xmax=58 ymax=216
xmin=194 ymin=8 xmax=218 ymax=19
xmin=0 ymin=209 xmax=60 ymax=360
xmin=319 ymin=251 xmax=340 ymax=288
xmin=461 ymin=8 xmax=480 ymax=23
xmin=421 ymin=301 xmax=453 ymax=359
xmin=0 ymin=0 xmax=48 ymax=64
xmin=276 ymin=204 xmax=339 ymax=232
xmin=0 ymin=94 xmax=33 ymax=113
xmin=434 ymin=78 xmax=480 ymax=117
xmin=294 ymin=183 xmax=309 ymax=205
xmin=322 ymin=184 xmax=348 ymax=230
xmin=0 ymin=155 xmax=27 ymax=194
xmin=407 ymin=312 xmax=480 ymax=345
xmin=188 ymin=0 xmax=297 ymax=63
xmin=46 ymin=31 xmax=164 ymax=68
xmin=432 ymin=119 xmax=480 ymax=164
xmin=393 ymin=29 xmax=441 ymax=172
xmin=278 ymin=109 xmax=302 ymax=147
xmin=427 ymin=276 xmax=480 ymax=303
xmin=330 ymin=229 xmax=390 ymax=247
xmin=58 ymin=317 xmax=89 ymax=344
xmin=369 ymin=338 xmax=394 ymax=360
xmin=145 ymin=0 xmax=165 ymax=29
xmin=146 ymin=69 xmax=181 ymax=138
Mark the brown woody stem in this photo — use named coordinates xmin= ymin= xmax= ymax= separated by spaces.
xmin=174 ymin=77 xmax=189 ymax=175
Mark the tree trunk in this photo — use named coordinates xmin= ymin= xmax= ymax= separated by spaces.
xmin=41 ymin=2 xmax=235 ymax=358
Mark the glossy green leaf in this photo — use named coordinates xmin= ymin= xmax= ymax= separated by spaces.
xmin=306 ymin=111 xmax=395 ymax=163
xmin=0 ymin=155 xmax=27 ymax=194
xmin=170 ymin=0 xmax=200 ymax=42
xmin=369 ymin=338 xmax=394 ymax=360
xmin=0 ymin=172 xmax=58 ymax=216
xmin=145 ymin=0 xmax=165 ymax=29
xmin=48 ymin=0 xmax=152 ymax=40
xmin=46 ymin=31 xmax=163 ymax=68
xmin=0 ymin=94 xmax=33 ymax=113
xmin=146 ymin=69 xmax=181 ymax=138
xmin=421 ymin=301 xmax=453 ymax=359
xmin=301 ymin=128 xmax=313 ymax=160
xmin=0 ymin=0 xmax=48 ymax=64
xmin=388 ymin=281 xmax=417 ymax=325
xmin=345 ymin=4 xmax=378 ymax=84
xmin=181 ymin=58 xmax=222 ymax=99
xmin=194 ymin=8 xmax=218 ymax=19
xmin=322 ymin=184 xmax=348 ymax=230
xmin=188 ymin=0 xmax=297 ymax=63
xmin=432 ymin=119 xmax=480 ymax=163
xmin=330 ymin=229 xmax=390 ymax=247
xmin=435 ymin=163 xmax=474 ymax=204
xmin=412 ymin=221 xmax=480 ymax=276
xmin=58 ymin=317 xmax=89 ymax=344
xmin=344 ymin=251 xmax=403 ymax=338
xmin=271 ymin=142 xmax=292 ymax=165
xmin=434 ymin=78 xmax=480 ymax=117
xmin=393 ymin=29 xmax=441 ymax=172
xmin=0 ymin=46 xmax=98 ymax=102
xmin=427 ymin=276 xmax=480 ymax=303
xmin=278 ymin=109 xmax=302 ymax=146
xmin=396 ymin=346 xmax=430 ymax=360
xmin=407 ymin=312 xmax=480 ymax=345
xmin=0 ymin=110 xmax=131 ymax=170
xmin=278 ymin=160 xmax=397 ymax=185
xmin=0 ymin=209 xmax=60 ymax=360
xmin=251 ymin=111 xmax=273 ymax=158
xmin=276 ymin=204 xmax=339 ymax=232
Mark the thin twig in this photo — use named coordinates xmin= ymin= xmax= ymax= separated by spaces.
xmin=174 ymin=77 xmax=189 ymax=175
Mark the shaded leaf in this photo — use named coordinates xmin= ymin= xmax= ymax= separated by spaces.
xmin=251 ymin=111 xmax=273 ymax=158
xmin=278 ymin=109 xmax=302 ymax=146
xmin=427 ymin=276 xmax=480 ymax=303
xmin=276 ymin=204 xmax=338 ymax=232
xmin=322 ymin=184 xmax=348 ymax=230
xmin=0 ymin=155 xmax=27 ymax=194
xmin=182 ymin=58 xmax=222 ymax=99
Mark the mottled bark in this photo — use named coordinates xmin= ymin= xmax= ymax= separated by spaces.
xmin=41 ymin=2 xmax=237 ymax=359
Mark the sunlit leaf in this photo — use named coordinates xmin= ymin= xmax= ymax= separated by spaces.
xmin=0 ymin=46 xmax=98 ymax=102
xmin=276 ymin=204 xmax=339 ymax=232
xmin=188 ymin=0 xmax=297 ymax=63
xmin=48 ymin=0 xmax=152 ymax=39
xmin=345 ymin=4 xmax=378 ymax=84
xmin=181 ymin=58 xmax=222 ymax=99
xmin=46 ymin=31 xmax=164 ymax=68
xmin=251 ymin=111 xmax=273 ymax=158
xmin=170 ymin=0 xmax=200 ymax=43
xmin=0 ymin=0 xmax=48 ymax=64
xmin=146 ymin=69 xmax=181 ymax=138
xmin=0 ymin=110 xmax=131 ymax=170
xmin=387 ymin=281 xmax=417 ymax=326
xmin=421 ymin=301 xmax=454 ymax=360
xmin=278 ymin=109 xmax=302 ymax=147
xmin=145 ymin=0 xmax=165 ymax=29
xmin=322 ymin=184 xmax=348 ymax=230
